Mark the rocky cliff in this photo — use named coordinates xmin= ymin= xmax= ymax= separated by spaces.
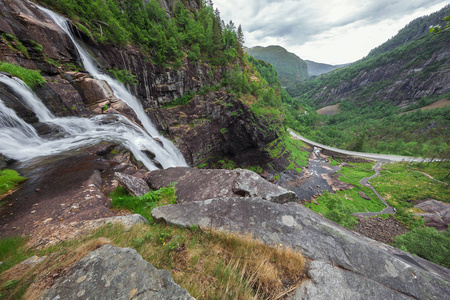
xmin=0 ymin=0 xmax=283 ymax=170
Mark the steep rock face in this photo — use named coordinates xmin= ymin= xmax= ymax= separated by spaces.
xmin=147 ymin=91 xmax=280 ymax=167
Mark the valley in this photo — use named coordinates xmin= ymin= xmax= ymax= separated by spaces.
xmin=0 ymin=0 xmax=449 ymax=299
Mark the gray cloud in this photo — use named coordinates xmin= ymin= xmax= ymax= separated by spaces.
xmin=214 ymin=0 xmax=448 ymax=63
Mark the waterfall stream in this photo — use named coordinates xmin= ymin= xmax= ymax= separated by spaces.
xmin=38 ymin=5 xmax=187 ymax=165
xmin=0 ymin=74 xmax=177 ymax=169
xmin=0 ymin=5 xmax=188 ymax=170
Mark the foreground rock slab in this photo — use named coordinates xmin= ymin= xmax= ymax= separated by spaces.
xmin=44 ymin=244 xmax=194 ymax=300
xmin=152 ymin=198 xmax=450 ymax=299
xmin=146 ymin=167 xmax=296 ymax=204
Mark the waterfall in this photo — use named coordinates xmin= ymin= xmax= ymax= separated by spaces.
xmin=0 ymin=73 xmax=180 ymax=170
xmin=37 ymin=5 xmax=187 ymax=167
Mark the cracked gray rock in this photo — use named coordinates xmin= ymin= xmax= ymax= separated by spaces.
xmin=152 ymin=197 xmax=450 ymax=299
xmin=43 ymin=244 xmax=194 ymax=300
xmin=146 ymin=167 xmax=296 ymax=204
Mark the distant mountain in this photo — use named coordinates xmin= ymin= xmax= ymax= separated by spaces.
xmin=246 ymin=45 xmax=308 ymax=86
xmin=304 ymin=60 xmax=349 ymax=76
xmin=287 ymin=5 xmax=450 ymax=108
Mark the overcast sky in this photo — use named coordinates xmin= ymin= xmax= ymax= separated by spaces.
xmin=213 ymin=0 xmax=449 ymax=65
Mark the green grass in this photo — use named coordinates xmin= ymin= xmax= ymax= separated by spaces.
xmin=0 ymin=62 xmax=46 ymax=88
xmin=266 ymin=134 xmax=310 ymax=172
xmin=393 ymin=226 xmax=450 ymax=268
xmin=110 ymin=186 xmax=177 ymax=222
xmin=306 ymin=162 xmax=386 ymax=228
xmin=0 ymin=169 xmax=27 ymax=196
xmin=0 ymin=222 xmax=306 ymax=299
xmin=371 ymin=161 xmax=448 ymax=229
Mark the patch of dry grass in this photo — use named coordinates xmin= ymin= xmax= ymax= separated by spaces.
xmin=0 ymin=223 xmax=306 ymax=300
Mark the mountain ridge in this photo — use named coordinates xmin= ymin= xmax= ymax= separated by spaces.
xmin=246 ymin=45 xmax=308 ymax=86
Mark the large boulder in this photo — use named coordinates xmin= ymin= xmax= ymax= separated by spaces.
xmin=152 ymin=198 xmax=450 ymax=299
xmin=146 ymin=167 xmax=297 ymax=204
xmin=43 ymin=244 xmax=194 ymax=300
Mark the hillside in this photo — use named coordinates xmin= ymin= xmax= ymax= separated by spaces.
xmin=246 ymin=45 xmax=308 ymax=86
xmin=0 ymin=1 xmax=449 ymax=299
xmin=284 ymin=5 xmax=450 ymax=157
xmin=305 ymin=60 xmax=344 ymax=76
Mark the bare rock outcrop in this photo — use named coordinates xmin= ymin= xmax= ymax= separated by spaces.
xmin=43 ymin=244 xmax=194 ymax=300
xmin=146 ymin=167 xmax=296 ymax=204
xmin=152 ymin=198 xmax=450 ymax=299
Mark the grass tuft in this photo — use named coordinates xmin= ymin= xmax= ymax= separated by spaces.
xmin=0 ymin=169 xmax=27 ymax=197
xmin=0 ymin=62 xmax=46 ymax=88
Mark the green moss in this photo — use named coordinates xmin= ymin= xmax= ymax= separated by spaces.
xmin=0 ymin=169 xmax=27 ymax=196
xmin=1 ymin=33 xmax=29 ymax=58
xmin=0 ymin=62 xmax=46 ymax=88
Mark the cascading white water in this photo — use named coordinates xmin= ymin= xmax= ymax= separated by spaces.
xmin=37 ymin=5 xmax=187 ymax=167
xmin=0 ymin=73 xmax=180 ymax=170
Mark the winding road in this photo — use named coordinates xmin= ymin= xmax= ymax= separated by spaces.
xmin=288 ymin=129 xmax=403 ymax=216
xmin=288 ymin=129 xmax=429 ymax=163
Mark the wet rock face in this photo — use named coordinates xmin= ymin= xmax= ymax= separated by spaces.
xmin=0 ymin=0 xmax=79 ymax=67
xmin=149 ymin=91 xmax=279 ymax=167
xmin=146 ymin=167 xmax=296 ymax=204
xmin=43 ymin=244 xmax=194 ymax=300
xmin=152 ymin=198 xmax=450 ymax=299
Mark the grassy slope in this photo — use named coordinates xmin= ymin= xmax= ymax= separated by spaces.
xmin=0 ymin=186 xmax=306 ymax=299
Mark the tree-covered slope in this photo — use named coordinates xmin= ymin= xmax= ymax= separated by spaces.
xmin=287 ymin=5 xmax=450 ymax=108
xmin=367 ymin=5 xmax=450 ymax=58
xmin=246 ymin=45 xmax=308 ymax=86
xmin=283 ymin=5 xmax=450 ymax=158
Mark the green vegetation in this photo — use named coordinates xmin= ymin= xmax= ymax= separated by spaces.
xmin=305 ymin=162 xmax=386 ymax=228
xmin=369 ymin=6 xmax=450 ymax=57
xmin=1 ymin=33 xmax=29 ymax=58
xmin=37 ymin=0 xmax=244 ymax=67
xmin=285 ymin=97 xmax=449 ymax=157
xmin=266 ymin=133 xmax=309 ymax=172
xmin=393 ymin=226 xmax=450 ymax=268
xmin=0 ymin=169 xmax=26 ymax=196
xmin=246 ymin=45 xmax=308 ymax=86
xmin=430 ymin=15 xmax=450 ymax=34
xmin=109 ymin=67 xmax=138 ymax=86
xmin=110 ymin=185 xmax=176 ymax=222
xmin=371 ymin=161 xmax=449 ymax=229
xmin=0 ymin=224 xmax=305 ymax=299
xmin=0 ymin=62 xmax=46 ymax=88
xmin=283 ymin=7 xmax=450 ymax=158
xmin=161 ymin=91 xmax=195 ymax=108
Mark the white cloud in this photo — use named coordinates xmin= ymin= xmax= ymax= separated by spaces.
xmin=214 ymin=0 xmax=449 ymax=64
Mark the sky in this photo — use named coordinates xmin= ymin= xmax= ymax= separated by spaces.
xmin=213 ymin=0 xmax=449 ymax=65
